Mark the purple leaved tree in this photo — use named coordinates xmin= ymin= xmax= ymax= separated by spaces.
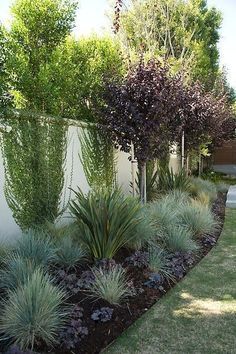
xmin=101 ymin=60 xmax=185 ymax=203
xmin=180 ymin=82 xmax=235 ymax=171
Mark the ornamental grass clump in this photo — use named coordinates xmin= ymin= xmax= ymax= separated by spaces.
xmin=90 ymin=265 xmax=129 ymax=305
xmin=0 ymin=255 xmax=42 ymax=290
xmin=128 ymin=207 xmax=156 ymax=250
xmin=147 ymin=197 xmax=177 ymax=235
xmin=14 ymin=230 xmax=56 ymax=267
xmin=162 ymin=225 xmax=199 ymax=253
xmin=190 ymin=177 xmax=217 ymax=203
xmin=0 ymin=269 xmax=67 ymax=350
xmin=179 ymin=203 xmax=218 ymax=239
xmin=70 ymin=188 xmax=141 ymax=259
xmin=55 ymin=237 xmax=85 ymax=269
xmin=148 ymin=246 xmax=172 ymax=281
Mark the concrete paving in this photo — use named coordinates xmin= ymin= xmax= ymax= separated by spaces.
xmin=213 ymin=164 xmax=236 ymax=176
xmin=226 ymin=185 xmax=236 ymax=208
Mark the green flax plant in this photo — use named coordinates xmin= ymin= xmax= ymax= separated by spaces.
xmin=157 ymin=167 xmax=191 ymax=194
xmin=70 ymin=188 xmax=141 ymax=260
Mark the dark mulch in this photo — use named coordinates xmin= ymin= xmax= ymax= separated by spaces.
xmin=2 ymin=193 xmax=227 ymax=354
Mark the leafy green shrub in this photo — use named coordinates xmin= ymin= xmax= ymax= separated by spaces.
xmin=90 ymin=265 xmax=129 ymax=304
xmin=190 ymin=177 xmax=217 ymax=203
xmin=148 ymin=247 xmax=172 ymax=280
xmin=55 ymin=237 xmax=85 ymax=269
xmin=70 ymin=188 xmax=141 ymax=259
xmin=14 ymin=230 xmax=56 ymax=267
xmin=162 ymin=225 xmax=199 ymax=253
xmin=0 ymin=255 xmax=41 ymax=290
xmin=179 ymin=203 xmax=218 ymax=239
xmin=0 ymin=269 xmax=67 ymax=350
xmin=158 ymin=167 xmax=191 ymax=193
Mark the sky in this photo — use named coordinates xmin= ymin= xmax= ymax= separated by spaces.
xmin=0 ymin=0 xmax=235 ymax=89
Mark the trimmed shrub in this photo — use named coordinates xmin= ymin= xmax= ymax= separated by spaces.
xmin=70 ymin=188 xmax=141 ymax=259
xmin=0 ymin=269 xmax=67 ymax=350
xmin=179 ymin=203 xmax=218 ymax=239
xmin=55 ymin=237 xmax=85 ymax=269
xmin=90 ymin=265 xmax=129 ymax=305
xmin=162 ymin=225 xmax=199 ymax=253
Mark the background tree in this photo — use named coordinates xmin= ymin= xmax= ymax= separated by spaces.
xmin=6 ymin=0 xmax=78 ymax=111
xmin=0 ymin=25 xmax=11 ymax=114
xmin=6 ymin=0 xmax=124 ymax=121
xmin=180 ymin=82 xmax=235 ymax=172
xmin=36 ymin=36 xmax=124 ymax=121
xmin=117 ymin=0 xmax=222 ymax=90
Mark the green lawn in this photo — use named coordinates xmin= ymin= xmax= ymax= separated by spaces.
xmin=105 ymin=209 xmax=236 ymax=354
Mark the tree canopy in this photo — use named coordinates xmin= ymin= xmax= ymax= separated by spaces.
xmin=0 ymin=25 xmax=11 ymax=113
xmin=117 ymin=0 xmax=222 ymax=89
xmin=7 ymin=0 xmax=78 ymax=111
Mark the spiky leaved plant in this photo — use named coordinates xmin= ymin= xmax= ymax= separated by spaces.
xmin=158 ymin=167 xmax=191 ymax=193
xmin=70 ymin=188 xmax=141 ymax=259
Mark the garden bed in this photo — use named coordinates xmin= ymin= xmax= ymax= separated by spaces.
xmin=32 ymin=192 xmax=226 ymax=354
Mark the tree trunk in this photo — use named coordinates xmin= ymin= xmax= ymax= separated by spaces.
xmin=181 ymin=131 xmax=185 ymax=169
xmin=131 ymin=142 xmax=136 ymax=197
xmin=198 ymin=152 xmax=201 ymax=177
xmin=140 ymin=162 xmax=147 ymax=204
xmin=186 ymin=153 xmax=190 ymax=175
